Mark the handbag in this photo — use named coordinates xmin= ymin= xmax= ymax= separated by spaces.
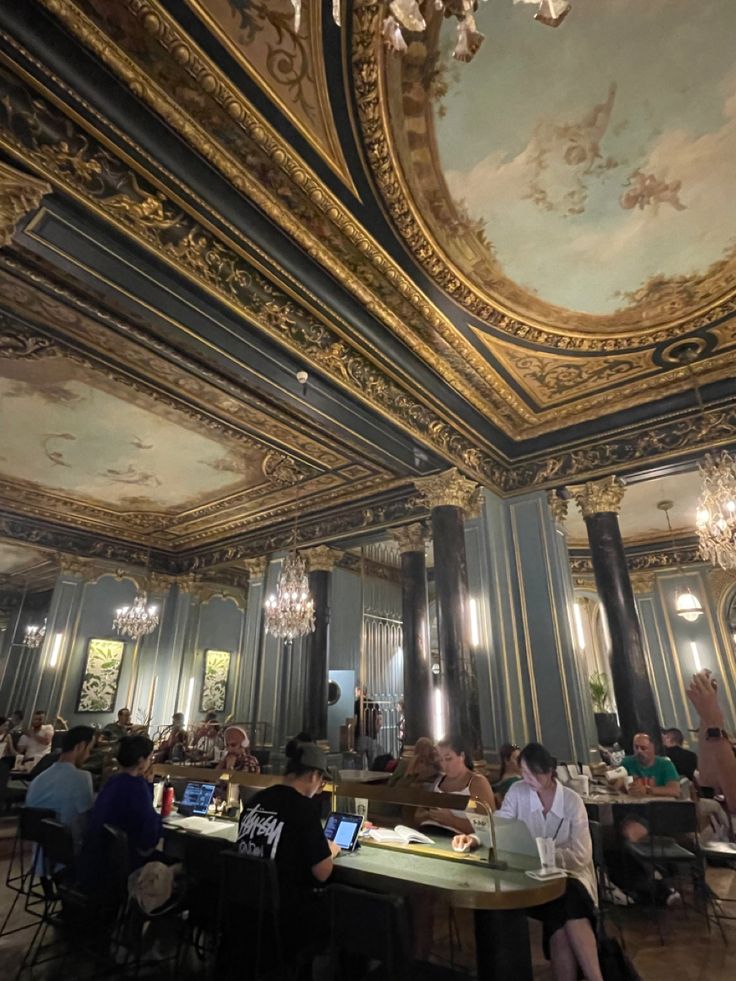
xmin=598 ymin=936 xmax=643 ymax=981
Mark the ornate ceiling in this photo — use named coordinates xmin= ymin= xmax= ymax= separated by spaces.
xmin=0 ymin=0 xmax=735 ymax=572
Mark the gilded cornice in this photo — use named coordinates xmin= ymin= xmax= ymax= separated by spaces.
xmin=570 ymin=476 xmax=626 ymax=518
xmin=706 ymin=568 xmax=736 ymax=609
xmin=304 ymin=545 xmax=341 ymax=572
xmin=0 ymin=61 xmax=515 ymax=489
xmin=359 ymin=1 xmax=736 ymax=347
xmin=0 ymin=159 xmax=50 ymax=246
xmin=391 ymin=522 xmax=429 ymax=554
xmin=570 ymin=544 xmax=702 ymax=576
xmin=32 ymin=0 xmax=531 ymax=435
xmin=414 ymin=468 xmax=479 ymax=513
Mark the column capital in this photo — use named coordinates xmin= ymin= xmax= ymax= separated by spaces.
xmin=391 ymin=522 xmax=429 ymax=554
xmin=569 ymin=476 xmax=626 ymax=518
xmin=0 ymin=161 xmax=51 ymax=247
xmin=242 ymin=556 xmax=268 ymax=580
xmin=303 ymin=545 xmax=340 ymax=572
xmin=547 ymin=491 xmax=568 ymax=524
xmin=630 ymin=570 xmax=656 ymax=595
xmin=414 ymin=467 xmax=479 ymax=513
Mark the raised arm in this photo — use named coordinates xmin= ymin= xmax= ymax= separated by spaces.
xmin=688 ymin=671 xmax=736 ymax=814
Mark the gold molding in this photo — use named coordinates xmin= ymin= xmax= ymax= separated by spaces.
xmin=630 ymin=571 xmax=656 ymax=595
xmin=414 ymin=468 xmax=479 ymax=513
xmin=304 ymin=544 xmax=341 ymax=572
xmin=242 ymin=556 xmax=268 ymax=580
xmin=569 ymin=476 xmax=626 ymax=518
xmin=391 ymin=522 xmax=428 ymax=554
xmin=0 ymin=159 xmax=50 ymax=247
xmin=546 ymin=492 xmax=568 ymax=524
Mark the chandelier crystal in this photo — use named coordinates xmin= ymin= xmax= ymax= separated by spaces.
xmin=696 ymin=451 xmax=736 ymax=570
xmin=113 ymin=591 xmax=159 ymax=641
xmin=264 ymin=551 xmax=315 ymax=641
xmin=23 ymin=618 xmax=46 ymax=649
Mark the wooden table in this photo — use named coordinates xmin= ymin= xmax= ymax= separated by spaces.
xmin=582 ymin=790 xmax=688 ymax=825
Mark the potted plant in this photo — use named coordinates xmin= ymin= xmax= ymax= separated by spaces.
xmin=589 ymin=671 xmax=620 ymax=746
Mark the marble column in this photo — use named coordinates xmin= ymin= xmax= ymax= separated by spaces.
xmin=301 ymin=546 xmax=338 ymax=742
xmin=570 ymin=476 xmax=661 ymax=751
xmin=392 ymin=523 xmax=432 ymax=750
xmin=415 ymin=468 xmax=483 ymax=761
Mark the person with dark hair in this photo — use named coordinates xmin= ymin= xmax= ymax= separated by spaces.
xmin=454 ymin=742 xmax=603 ymax=981
xmin=415 ymin=734 xmax=494 ymax=834
xmin=236 ymin=740 xmax=338 ymax=967
xmin=492 ymin=742 xmax=522 ymax=801
xmin=17 ymin=708 xmax=53 ymax=766
xmin=25 ymin=725 xmax=95 ymax=847
xmin=661 ymin=727 xmax=698 ymax=782
xmin=101 ymin=707 xmax=132 ymax=745
xmin=79 ymin=734 xmax=161 ymax=889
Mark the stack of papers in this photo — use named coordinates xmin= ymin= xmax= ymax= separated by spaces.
xmin=365 ymin=825 xmax=434 ymax=845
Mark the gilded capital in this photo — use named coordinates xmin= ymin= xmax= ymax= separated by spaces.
xmin=630 ymin=570 xmax=656 ymax=595
xmin=547 ymin=491 xmax=568 ymax=524
xmin=147 ymin=572 xmax=179 ymax=593
xmin=569 ymin=476 xmax=626 ymax=518
xmin=0 ymin=162 xmax=51 ymax=247
xmin=414 ymin=468 xmax=479 ymax=513
xmin=391 ymin=522 xmax=429 ymax=554
xmin=56 ymin=552 xmax=98 ymax=581
xmin=304 ymin=545 xmax=340 ymax=572
xmin=242 ymin=557 xmax=268 ymax=580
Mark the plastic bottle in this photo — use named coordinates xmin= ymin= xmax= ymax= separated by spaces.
xmin=161 ymin=779 xmax=174 ymax=818
xmin=610 ymin=742 xmax=625 ymax=767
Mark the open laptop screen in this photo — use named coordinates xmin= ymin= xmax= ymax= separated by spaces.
xmin=324 ymin=811 xmax=363 ymax=852
xmin=180 ymin=782 xmax=216 ymax=816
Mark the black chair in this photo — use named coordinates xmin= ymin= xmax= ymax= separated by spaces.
xmin=620 ymin=801 xmax=704 ymax=943
xmin=0 ymin=806 xmax=55 ymax=939
xmin=179 ymin=832 xmax=230 ymax=964
xmin=104 ymin=824 xmax=181 ymax=977
xmin=325 ymin=883 xmax=411 ymax=980
xmin=217 ymin=850 xmax=314 ymax=981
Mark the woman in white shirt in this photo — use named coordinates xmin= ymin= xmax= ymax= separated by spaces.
xmin=454 ymin=743 xmax=603 ymax=981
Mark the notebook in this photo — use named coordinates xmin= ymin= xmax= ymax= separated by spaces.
xmin=178 ymin=781 xmax=217 ymax=816
xmin=324 ymin=812 xmax=364 ymax=852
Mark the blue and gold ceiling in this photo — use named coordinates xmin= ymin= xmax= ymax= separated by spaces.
xmin=1 ymin=0 xmax=735 ymax=569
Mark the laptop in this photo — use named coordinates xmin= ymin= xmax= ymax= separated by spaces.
xmin=323 ymin=811 xmax=364 ymax=852
xmin=178 ymin=781 xmax=217 ymax=817
xmin=492 ymin=816 xmax=538 ymax=858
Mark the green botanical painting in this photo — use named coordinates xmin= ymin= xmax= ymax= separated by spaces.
xmin=201 ymin=649 xmax=231 ymax=712
xmin=76 ymin=638 xmax=125 ymax=713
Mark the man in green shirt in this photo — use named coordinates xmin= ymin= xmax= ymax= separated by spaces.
xmin=621 ymin=732 xmax=681 ymax=798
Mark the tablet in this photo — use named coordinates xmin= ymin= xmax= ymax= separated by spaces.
xmin=324 ymin=811 xmax=364 ymax=852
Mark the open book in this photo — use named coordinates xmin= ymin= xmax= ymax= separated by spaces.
xmin=366 ymin=825 xmax=434 ymax=845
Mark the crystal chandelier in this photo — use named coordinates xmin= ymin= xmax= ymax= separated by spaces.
xmin=264 ymin=550 xmax=315 ymax=641
xmin=291 ymin=0 xmax=571 ymax=65
xmin=657 ymin=500 xmax=704 ymax=623
xmin=113 ymin=591 xmax=159 ymax=641
xmin=696 ymin=450 xmax=736 ymax=571
xmin=23 ymin=617 xmax=46 ymax=649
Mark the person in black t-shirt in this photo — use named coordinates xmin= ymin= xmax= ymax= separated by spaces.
xmin=661 ymin=727 xmax=698 ymax=782
xmin=236 ymin=740 xmax=338 ymax=965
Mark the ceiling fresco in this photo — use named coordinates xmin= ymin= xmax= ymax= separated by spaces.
xmin=0 ymin=355 xmax=264 ymax=510
xmin=386 ymin=0 xmax=736 ymax=337
xmin=0 ymin=541 xmax=52 ymax=576
xmin=1 ymin=0 xmax=736 ymax=570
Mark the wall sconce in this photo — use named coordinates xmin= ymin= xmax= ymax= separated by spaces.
xmin=469 ymin=598 xmax=481 ymax=648
xmin=573 ymin=602 xmax=586 ymax=651
xmin=690 ymin=641 xmax=703 ymax=673
xmin=48 ymin=632 xmax=64 ymax=669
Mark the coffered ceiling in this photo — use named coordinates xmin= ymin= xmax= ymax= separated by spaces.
xmin=0 ymin=0 xmax=735 ymax=571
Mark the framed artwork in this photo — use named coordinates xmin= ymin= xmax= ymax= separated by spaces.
xmin=201 ymin=649 xmax=231 ymax=712
xmin=76 ymin=638 xmax=126 ymax=713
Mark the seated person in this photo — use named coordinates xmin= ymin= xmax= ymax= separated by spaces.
xmin=661 ymin=727 xmax=698 ymax=782
xmin=236 ymin=740 xmax=338 ymax=965
xmin=0 ymin=716 xmax=16 ymax=767
xmin=218 ymin=725 xmax=260 ymax=773
xmin=611 ymin=732 xmax=681 ymax=798
xmin=492 ymin=742 xmax=522 ymax=802
xmin=387 ymin=736 xmax=440 ymax=789
xmin=16 ymin=709 xmax=54 ymax=766
xmin=26 ymin=726 xmax=95 ymax=848
xmin=155 ymin=712 xmax=188 ymax=762
xmin=79 ymin=734 xmax=161 ymax=890
xmin=192 ymin=710 xmax=219 ymax=744
xmin=454 ymin=742 xmax=603 ymax=981
xmin=189 ymin=721 xmax=222 ymax=763
xmin=101 ymin=707 xmax=132 ymax=745
xmin=415 ymin=734 xmax=494 ymax=834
